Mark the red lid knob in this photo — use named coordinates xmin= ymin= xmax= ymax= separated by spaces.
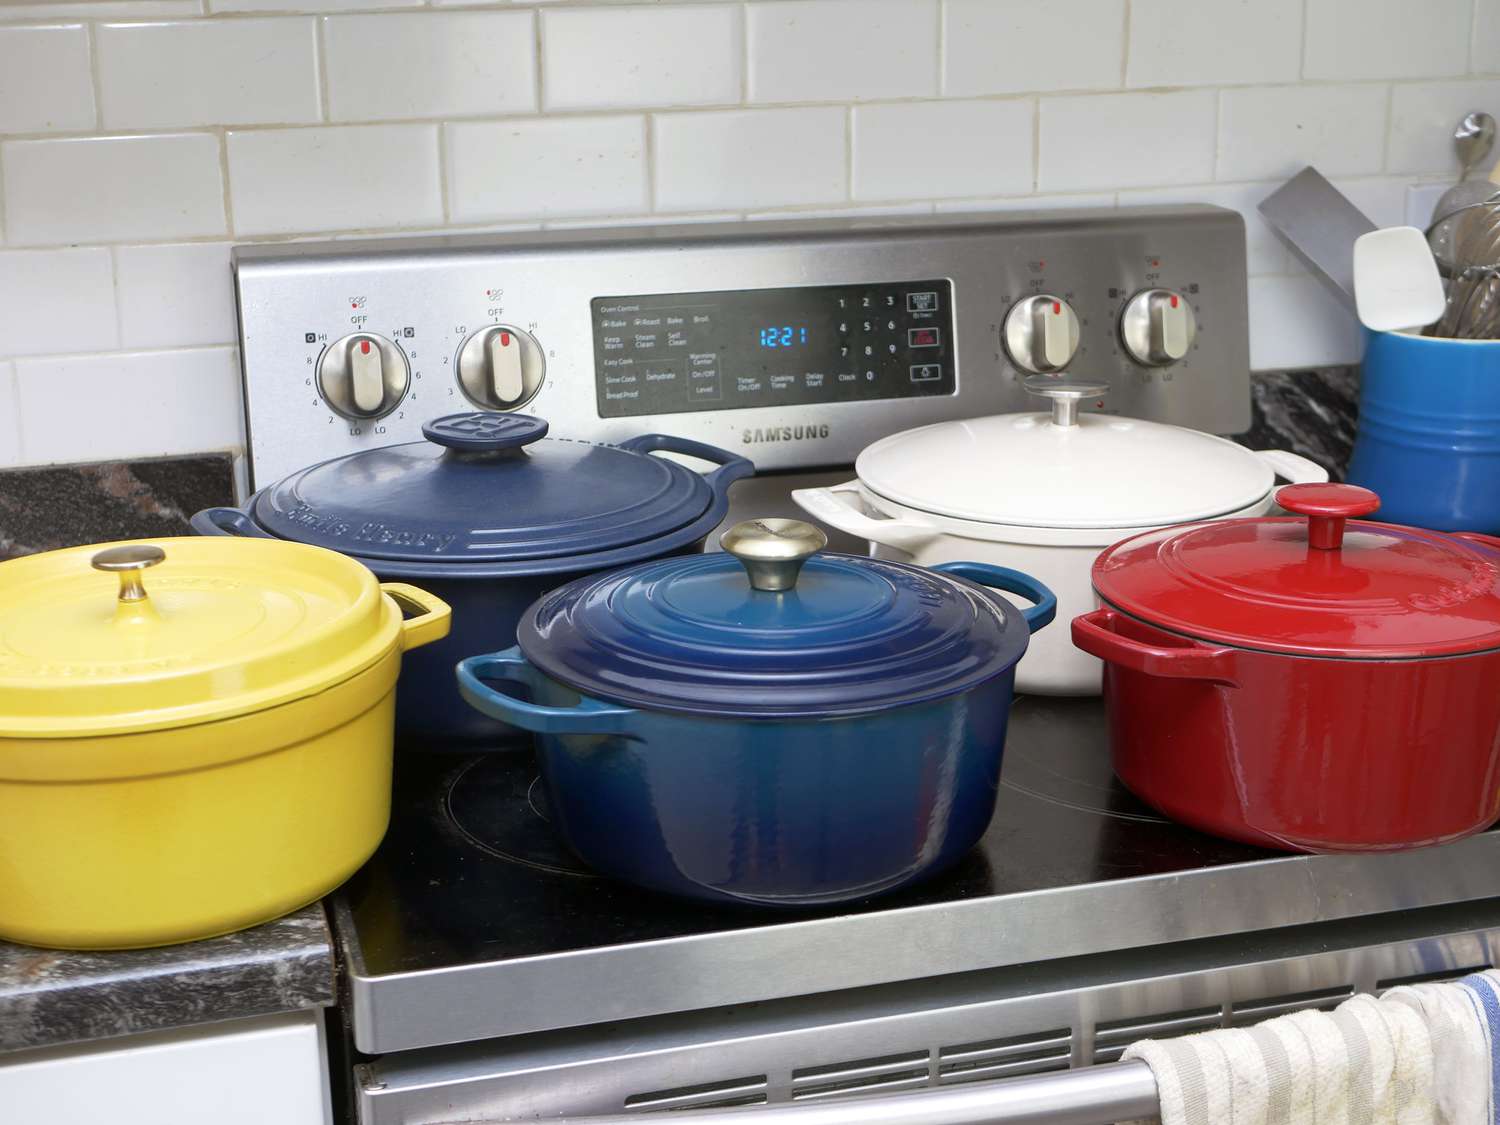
xmin=1276 ymin=483 xmax=1380 ymax=551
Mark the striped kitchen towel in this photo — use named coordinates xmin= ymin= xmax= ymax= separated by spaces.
xmin=1120 ymin=993 xmax=1437 ymax=1125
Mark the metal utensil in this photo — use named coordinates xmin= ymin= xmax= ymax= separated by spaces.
xmin=1457 ymin=112 xmax=1497 ymax=180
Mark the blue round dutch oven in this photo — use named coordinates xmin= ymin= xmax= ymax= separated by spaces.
xmin=192 ymin=413 xmax=753 ymax=745
xmin=456 ymin=518 xmax=1055 ymax=907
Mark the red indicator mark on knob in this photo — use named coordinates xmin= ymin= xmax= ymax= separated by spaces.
xmin=360 ymin=339 xmax=371 ymax=355
xmin=499 ymin=331 xmax=512 ymax=346
xmin=1052 ymin=301 xmax=1061 ymax=315
xmin=1170 ymin=294 xmax=1179 ymax=308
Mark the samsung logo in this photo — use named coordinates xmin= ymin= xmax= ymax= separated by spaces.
xmin=741 ymin=424 xmax=831 ymax=444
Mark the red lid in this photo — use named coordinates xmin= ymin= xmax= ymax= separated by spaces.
xmin=1091 ymin=484 xmax=1500 ymax=659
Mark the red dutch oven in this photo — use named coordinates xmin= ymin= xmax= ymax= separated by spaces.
xmin=1071 ymin=483 xmax=1500 ymax=853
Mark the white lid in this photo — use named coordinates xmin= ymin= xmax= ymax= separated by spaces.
xmin=854 ymin=378 xmax=1274 ymax=530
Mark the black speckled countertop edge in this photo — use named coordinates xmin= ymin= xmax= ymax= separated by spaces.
xmin=0 ymin=903 xmax=336 ymax=1055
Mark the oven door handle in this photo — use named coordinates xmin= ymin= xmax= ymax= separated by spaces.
xmin=452 ymin=1060 xmax=1158 ymax=1125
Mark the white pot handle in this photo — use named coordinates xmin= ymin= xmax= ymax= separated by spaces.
xmin=790 ymin=481 xmax=940 ymax=552
xmin=1254 ymin=449 xmax=1330 ymax=484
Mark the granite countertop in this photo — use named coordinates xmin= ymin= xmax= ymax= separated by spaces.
xmin=0 ymin=904 xmax=336 ymax=1054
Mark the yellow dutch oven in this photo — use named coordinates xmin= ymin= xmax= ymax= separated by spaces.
xmin=0 ymin=536 xmax=450 ymax=950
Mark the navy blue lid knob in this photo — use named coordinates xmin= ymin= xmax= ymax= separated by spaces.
xmin=422 ymin=412 xmax=549 ymax=452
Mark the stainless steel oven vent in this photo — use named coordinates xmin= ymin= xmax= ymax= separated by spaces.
xmin=1093 ymin=1005 xmax=1221 ymax=1064
xmin=1377 ymin=965 xmax=1489 ymax=991
xmin=790 ymin=1052 xmax=930 ymax=1101
xmin=624 ymin=1076 xmax=768 ymax=1112
xmin=938 ymin=1028 xmax=1072 ymax=1085
xmin=1229 ymin=984 xmax=1353 ymax=1026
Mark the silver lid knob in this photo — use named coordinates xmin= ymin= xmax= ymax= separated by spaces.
xmin=92 ymin=544 xmax=165 ymax=603
xmin=1023 ymin=375 xmax=1109 ymax=428
xmin=720 ymin=519 xmax=827 ymax=592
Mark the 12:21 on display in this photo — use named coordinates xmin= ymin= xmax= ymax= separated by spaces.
xmin=758 ymin=325 xmax=808 ymax=348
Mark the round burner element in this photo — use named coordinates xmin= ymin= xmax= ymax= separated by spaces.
xmin=445 ymin=755 xmax=597 ymax=877
xmin=1000 ymin=703 xmax=1167 ymax=824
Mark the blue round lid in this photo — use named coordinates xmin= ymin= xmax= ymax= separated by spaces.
xmin=250 ymin=413 xmax=715 ymax=565
xmin=517 ymin=521 xmax=1033 ymax=718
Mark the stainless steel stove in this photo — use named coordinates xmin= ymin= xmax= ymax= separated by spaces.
xmin=334 ymin=697 xmax=1500 ymax=1125
xmin=231 ymin=209 xmax=1500 ymax=1124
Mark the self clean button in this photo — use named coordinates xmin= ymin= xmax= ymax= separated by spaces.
xmin=910 ymin=364 xmax=942 ymax=382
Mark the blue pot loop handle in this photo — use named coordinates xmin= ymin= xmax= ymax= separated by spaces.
xmin=614 ymin=432 xmax=755 ymax=500
xmin=931 ymin=562 xmax=1057 ymax=635
xmin=456 ymin=646 xmax=638 ymax=737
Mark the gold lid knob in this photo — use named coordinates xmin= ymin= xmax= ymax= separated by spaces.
xmin=720 ymin=519 xmax=827 ymax=592
xmin=91 ymin=544 xmax=165 ymax=604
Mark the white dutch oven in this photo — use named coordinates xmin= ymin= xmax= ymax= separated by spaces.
xmin=792 ymin=377 xmax=1329 ymax=696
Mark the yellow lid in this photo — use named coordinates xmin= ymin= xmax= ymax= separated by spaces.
xmin=0 ymin=537 xmax=408 ymax=737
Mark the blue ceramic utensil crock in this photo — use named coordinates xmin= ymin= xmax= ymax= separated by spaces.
xmin=456 ymin=518 xmax=1055 ymax=907
xmin=1347 ymin=330 xmax=1500 ymax=532
xmin=192 ymin=413 xmax=753 ymax=744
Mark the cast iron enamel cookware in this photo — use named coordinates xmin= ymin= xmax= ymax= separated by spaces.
xmin=1071 ymin=483 xmax=1500 ymax=852
xmin=456 ymin=518 xmax=1056 ymax=907
xmin=192 ymin=413 xmax=753 ymax=744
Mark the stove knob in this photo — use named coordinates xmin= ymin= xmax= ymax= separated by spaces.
xmin=1003 ymin=295 xmax=1080 ymax=373
xmin=456 ymin=325 xmax=546 ymax=411
xmin=1120 ymin=288 xmax=1197 ymax=367
xmin=317 ymin=332 xmax=409 ymax=419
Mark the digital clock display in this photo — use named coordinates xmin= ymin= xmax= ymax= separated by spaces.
xmin=591 ymin=279 xmax=954 ymax=418
xmin=759 ymin=325 xmax=809 ymax=348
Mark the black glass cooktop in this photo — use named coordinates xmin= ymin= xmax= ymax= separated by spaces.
xmin=337 ymin=696 xmax=1275 ymax=979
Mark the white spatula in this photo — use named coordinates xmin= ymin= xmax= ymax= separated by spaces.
xmin=1353 ymin=226 xmax=1447 ymax=332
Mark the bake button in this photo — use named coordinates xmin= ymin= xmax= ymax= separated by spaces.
xmin=908 ymin=327 xmax=941 ymax=348
xmin=910 ymin=363 xmax=942 ymax=383
xmin=906 ymin=291 xmax=939 ymax=313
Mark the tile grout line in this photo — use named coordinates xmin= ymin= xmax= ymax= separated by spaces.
xmin=313 ymin=14 xmax=330 ymax=123
xmin=935 ymin=0 xmax=945 ymax=97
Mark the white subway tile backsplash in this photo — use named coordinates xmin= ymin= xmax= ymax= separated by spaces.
xmin=1329 ymin=177 xmax=1410 ymax=229
xmin=943 ymin=0 xmax=1124 ymax=97
xmin=933 ymin=193 xmax=1116 ymax=213
xmin=543 ymin=6 xmax=739 ymax=111
xmin=97 ymin=19 xmax=318 ymax=129
xmin=14 ymin=347 xmax=244 ymax=465
xmin=211 ymin=0 xmax=414 ymax=10
xmin=1218 ymin=85 xmax=1388 ymax=182
xmin=1039 ymin=91 xmax=1215 ymax=192
xmin=447 ymin=116 xmax=647 ymax=222
xmin=325 ymin=11 xmax=536 ymax=122
xmin=1388 ymin=81 xmax=1500 ymax=175
xmin=853 ymin=100 xmax=1033 ymax=201
xmin=1305 ymin=0 xmax=1470 ymax=81
xmin=1127 ymin=0 xmax=1301 ymax=88
xmin=654 ymin=107 xmax=847 ymax=212
xmin=1116 ymin=183 xmax=1289 ymax=276
xmin=114 ymin=242 xmax=234 ymax=349
xmin=1248 ymin=275 xmax=1362 ymax=369
xmin=0 ymin=249 xmax=117 ymax=358
xmin=1479 ymin=2 xmax=1500 ymax=74
xmin=0 ymin=25 xmax=96 ymax=134
xmin=226 ymin=125 xmax=442 ymax=235
xmin=0 ymin=2 xmax=200 ymax=19
xmin=748 ymin=0 xmax=937 ymax=103
xmin=3 ymin=134 xmax=225 ymax=245
xmin=0 ymin=363 xmax=19 ymax=468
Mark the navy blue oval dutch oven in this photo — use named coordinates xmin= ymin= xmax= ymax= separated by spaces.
xmin=192 ymin=413 xmax=753 ymax=745
xmin=456 ymin=518 xmax=1055 ymax=907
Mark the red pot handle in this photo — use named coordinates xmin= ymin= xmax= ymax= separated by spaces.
xmin=1275 ymin=483 xmax=1380 ymax=550
xmin=1072 ymin=609 xmax=1239 ymax=686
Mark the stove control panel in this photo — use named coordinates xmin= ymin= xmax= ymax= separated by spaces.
xmin=235 ymin=206 xmax=1250 ymax=486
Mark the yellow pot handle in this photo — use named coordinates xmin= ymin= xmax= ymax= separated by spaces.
xmin=379 ymin=583 xmax=453 ymax=651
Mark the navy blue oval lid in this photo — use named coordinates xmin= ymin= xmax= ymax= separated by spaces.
xmin=516 ymin=551 xmax=1030 ymax=718
xmin=250 ymin=413 xmax=715 ymax=565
